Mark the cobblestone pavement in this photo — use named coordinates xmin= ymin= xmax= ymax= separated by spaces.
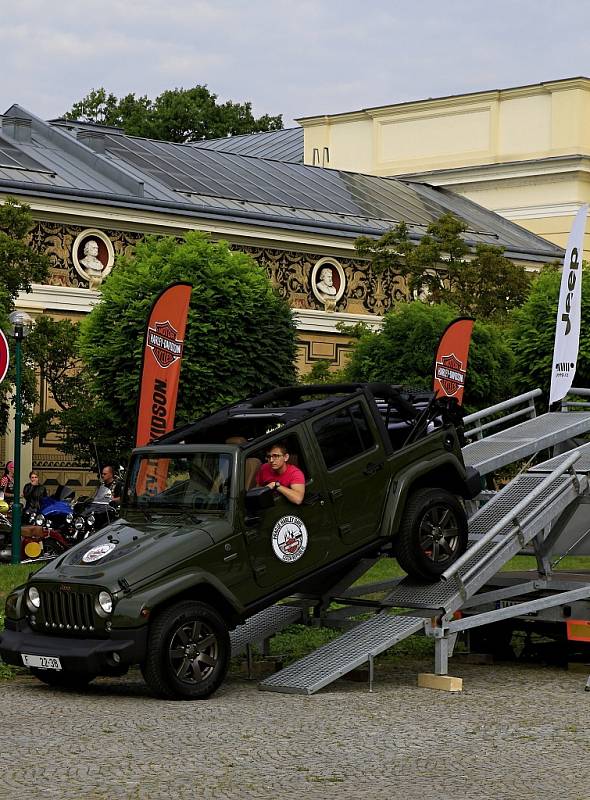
xmin=1 ymin=659 xmax=589 ymax=800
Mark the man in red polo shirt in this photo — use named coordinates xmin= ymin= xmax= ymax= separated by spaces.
xmin=256 ymin=442 xmax=305 ymax=505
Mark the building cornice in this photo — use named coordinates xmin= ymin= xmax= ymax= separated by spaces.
xmin=296 ymin=77 xmax=590 ymax=126
xmin=16 ymin=285 xmax=384 ymax=334
xmin=399 ymin=154 xmax=590 ymax=187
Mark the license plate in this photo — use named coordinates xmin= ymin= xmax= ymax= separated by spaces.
xmin=22 ymin=654 xmax=62 ymax=671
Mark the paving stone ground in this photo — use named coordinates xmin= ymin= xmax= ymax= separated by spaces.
xmin=1 ymin=658 xmax=589 ymax=800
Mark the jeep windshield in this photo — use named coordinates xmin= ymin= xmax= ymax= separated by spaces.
xmin=125 ymin=452 xmax=231 ymax=512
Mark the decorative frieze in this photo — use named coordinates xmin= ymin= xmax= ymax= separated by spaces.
xmin=26 ymin=222 xmax=408 ymax=316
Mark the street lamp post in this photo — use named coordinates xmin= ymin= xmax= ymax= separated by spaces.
xmin=8 ymin=310 xmax=33 ymax=565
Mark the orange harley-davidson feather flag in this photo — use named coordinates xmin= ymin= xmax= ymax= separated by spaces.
xmin=433 ymin=317 xmax=474 ymax=406
xmin=135 ymin=282 xmax=192 ymax=447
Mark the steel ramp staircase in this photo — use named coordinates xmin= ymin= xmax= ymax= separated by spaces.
xmin=462 ymin=411 xmax=590 ymax=476
xmin=259 ymin=451 xmax=588 ymax=695
xmin=230 ymin=604 xmax=303 ymax=657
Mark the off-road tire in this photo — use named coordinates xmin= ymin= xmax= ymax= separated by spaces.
xmin=30 ymin=668 xmax=95 ymax=689
xmin=395 ymin=488 xmax=468 ymax=580
xmin=141 ymin=600 xmax=230 ymax=700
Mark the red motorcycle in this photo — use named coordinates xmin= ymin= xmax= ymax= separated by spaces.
xmin=0 ymin=507 xmax=70 ymax=563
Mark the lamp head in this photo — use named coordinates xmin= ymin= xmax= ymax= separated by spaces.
xmin=8 ymin=310 xmax=33 ymax=340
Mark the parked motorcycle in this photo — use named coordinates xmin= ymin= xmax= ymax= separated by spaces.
xmin=27 ymin=485 xmax=76 ymax=542
xmin=0 ymin=501 xmax=70 ymax=563
xmin=72 ymin=484 xmax=120 ymax=540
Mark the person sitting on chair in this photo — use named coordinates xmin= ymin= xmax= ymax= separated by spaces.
xmin=256 ymin=442 xmax=305 ymax=505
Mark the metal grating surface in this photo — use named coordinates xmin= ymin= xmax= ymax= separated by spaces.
xmin=259 ymin=613 xmax=424 ymax=694
xmin=468 ymin=474 xmax=572 ymax=537
xmin=531 ymin=442 xmax=590 ymax=473
xmin=462 ymin=412 xmax=590 ymax=474
xmin=230 ymin=604 xmax=302 ymax=656
xmin=384 ymin=541 xmax=501 ymax=609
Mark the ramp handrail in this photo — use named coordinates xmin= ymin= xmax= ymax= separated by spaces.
xmin=441 ymin=451 xmax=581 ymax=584
xmin=562 ymin=387 xmax=590 ymax=410
xmin=463 ymin=389 xmax=541 ymax=441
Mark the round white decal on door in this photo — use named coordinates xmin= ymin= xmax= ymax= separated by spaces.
xmin=271 ymin=515 xmax=308 ymax=563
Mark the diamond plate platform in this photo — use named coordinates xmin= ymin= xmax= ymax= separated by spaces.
xmin=462 ymin=411 xmax=590 ymax=475
xmin=259 ymin=613 xmax=424 ymax=695
xmin=230 ymin=604 xmax=303 ymax=656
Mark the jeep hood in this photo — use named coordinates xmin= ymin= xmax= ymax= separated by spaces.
xmin=37 ymin=516 xmax=217 ymax=587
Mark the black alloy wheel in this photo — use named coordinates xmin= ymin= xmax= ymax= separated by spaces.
xmin=396 ymin=488 xmax=468 ymax=581
xmin=141 ymin=600 xmax=230 ymax=700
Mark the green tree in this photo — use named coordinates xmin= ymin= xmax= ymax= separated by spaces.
xmin=355 ymin=213 xmax=530 ymax=320
xmin=0 ymin=197 xmax=50 ymax=434
xmin=342 ymin=301 xmax=515 ymax=411
xmin=56 ymin=232 xmax=297 ymax=464
xmin=64 ymin=86 xmax=283 ymax=143
xmin=510 ymin=265 xmax=590 ymax=400
xmin=24 ymin=317 xmax=84 ymax=444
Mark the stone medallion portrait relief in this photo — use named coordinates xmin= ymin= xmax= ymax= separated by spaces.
xmin=72 ymin=229 xmax=115 ymax=289
xmin=311 ymin=258 xmax=346 ymax=310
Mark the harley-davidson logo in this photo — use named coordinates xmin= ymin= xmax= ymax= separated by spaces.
xmin=147 ymin=320 xmax=184 ymax=369
xmin=435 ymin=352 xmax=466 ymax=397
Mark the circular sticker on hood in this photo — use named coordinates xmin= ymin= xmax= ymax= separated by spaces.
xmin=82 ymin=542 xmax=116 ymax=563
xmin=271 ymin=515 xmax=308 ymax=563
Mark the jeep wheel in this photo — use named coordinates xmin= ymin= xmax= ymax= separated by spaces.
xmin=396 ymin=488 xmax=468 ymax=580
xmin=30 ymin=668 xmax=95 ymax=689
xmin=141 ymin=601 xmax=230 ymax=700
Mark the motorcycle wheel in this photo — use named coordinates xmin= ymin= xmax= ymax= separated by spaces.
xmin=30 ymin=668 xmax=95 ymax=689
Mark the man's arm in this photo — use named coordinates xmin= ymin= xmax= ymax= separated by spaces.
xmin=273 ymin=481 xmax=305 ymax=505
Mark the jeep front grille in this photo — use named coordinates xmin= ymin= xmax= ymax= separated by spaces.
xmin=38 ymin=588 xmax=96 ymax=633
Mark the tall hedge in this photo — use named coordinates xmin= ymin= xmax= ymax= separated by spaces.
xmin=72 ymin=232 xmax=296 ymax=462
xmin=343 ymin=301 xmax=515 ymax=412
xmin=510 ymin=265 xmax=590 ymax=400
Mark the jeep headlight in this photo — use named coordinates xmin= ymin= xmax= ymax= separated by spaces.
xmin=35 ymin=514 xmax=45 ymax=526
xmin=87 ymin=513 xmax=96 ymax=528
xmin=74 ymin=517 xmax=85 ymax=531
xmin=66 ymin=513 xmax=73 ymax=524
xmin=96 ymin=591 xmax=113 ymax=616
xmin=26 ymin=586 xmax=41 ymax=612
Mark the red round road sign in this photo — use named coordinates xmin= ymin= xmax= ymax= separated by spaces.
xmin=0 ymin=330 xmax=9 ymax=385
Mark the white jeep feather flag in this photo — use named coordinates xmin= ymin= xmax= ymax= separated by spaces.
xmin=549 ymin=204 xmax=588 ymax=406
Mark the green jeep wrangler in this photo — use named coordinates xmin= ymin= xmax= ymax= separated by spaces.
xmin=0 ymin=383 xmax=479 ymax=699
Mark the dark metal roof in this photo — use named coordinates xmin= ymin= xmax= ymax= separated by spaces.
xmin=189 ymin=128 xmax=303 ymax=163
xmin=0 ymin=104 xmax=564 ymax=263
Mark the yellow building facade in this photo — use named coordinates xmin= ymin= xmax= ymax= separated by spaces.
xmin=298 ymin=76 xmax=590 ymax=256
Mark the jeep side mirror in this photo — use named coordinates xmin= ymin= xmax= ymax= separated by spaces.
xmin=245 ymin=486 xmax=274 ymax=513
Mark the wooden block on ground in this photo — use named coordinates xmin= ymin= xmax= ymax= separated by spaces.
xmin=417 ymin=673 xmax=463 ymax=692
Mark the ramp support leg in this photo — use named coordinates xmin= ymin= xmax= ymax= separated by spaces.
xmin=585 ymin=674 xmax=590 ymax=693
xmin=368 ymin=653 xmax=374 ymax=693
xmin=246 ymin=644 xmax=253 ymax=680
xmin=434 ymin=633 xmax=457 ymax=675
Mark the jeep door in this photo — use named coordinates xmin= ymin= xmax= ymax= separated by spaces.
xmin=241 ymin=434 xmax=337 ymax=589
xmin=311 ymin=399 xmax=390 ymax=546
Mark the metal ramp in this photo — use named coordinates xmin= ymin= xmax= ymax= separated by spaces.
xmin=230 ymin=604 xmax=303 ymax=656
xmin=260 ymin=613 xmax=424 ymax=695
xmin=260 ymin=451 xmax=588 ymax=694
xmin=462 ymin=410 xmax=590 ymax=476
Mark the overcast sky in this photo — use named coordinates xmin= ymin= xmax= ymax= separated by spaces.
xmin=3 ymin=0 xmax=590 ymax=128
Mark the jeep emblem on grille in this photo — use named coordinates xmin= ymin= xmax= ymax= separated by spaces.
xmin=59 ymin=584 xmax=72 ymax=591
